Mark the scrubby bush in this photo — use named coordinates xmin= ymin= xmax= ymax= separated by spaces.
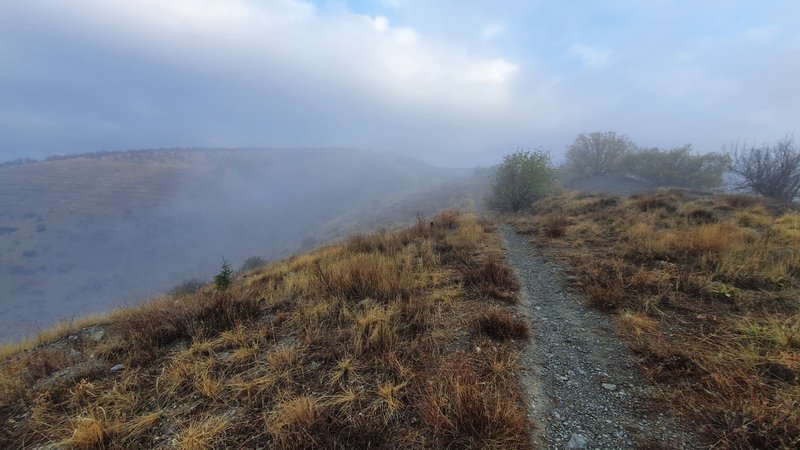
xmin=562 ymin=131 xmax=635 ymax=180
xmin=622 ymin=145 xmax=729 ymax=189
xmin=490 ymin=149 xmax=556 ymax=212
xmin=240 ymin=256 xmax=266 ymax=272
xmin=729 ymin=135 xmax=800 ymax=202
xmin=169 ymin=278 xmax=206 ymax=296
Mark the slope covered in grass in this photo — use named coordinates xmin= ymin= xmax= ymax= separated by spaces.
xmin=0 ymin=212 xmax=530 ymax=449
xmin=515 ymin=191 xmax=800 ymax=448
xmin=0 ymin=148 xmax=475 ymax=342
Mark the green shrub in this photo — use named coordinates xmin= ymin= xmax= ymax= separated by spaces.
xmin=490 ymin=149 xmax=556 ymax=212
xmin=562 ymin=131 xmax=635 ymax=180
xmin=622 ymin=145 xmax=729 ymax=189
xmin=214 ymin=259 xmax=234 ymax=291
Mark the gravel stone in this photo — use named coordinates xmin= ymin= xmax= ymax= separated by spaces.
xmin=566 ymin=433 xmax=589 ymax=449
xmin=501 ymin=226 xmax=701 ymax=449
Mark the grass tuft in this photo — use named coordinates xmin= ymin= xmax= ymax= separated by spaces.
xmin=473 ymin=307 xmax=530 ymax=340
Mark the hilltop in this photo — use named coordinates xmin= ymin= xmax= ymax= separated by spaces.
xmin=0 ymin=148 xmax=486 ymax=341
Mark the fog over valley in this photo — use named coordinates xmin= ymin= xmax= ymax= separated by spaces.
xmin=0 ymin=149 xmax=482 ymax=341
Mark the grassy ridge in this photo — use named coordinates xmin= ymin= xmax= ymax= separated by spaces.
xmin=0 ymin=212 xmax=531 ymax=449
xmin=515 ymin=191 xmax=800 ymax=448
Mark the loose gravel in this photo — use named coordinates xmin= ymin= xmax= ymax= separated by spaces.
xmin=500 ymin=225 xmax=702 ymax=449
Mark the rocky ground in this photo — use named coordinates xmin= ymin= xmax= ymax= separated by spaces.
xmin=500 ymin=225 xmax=702 ymax=449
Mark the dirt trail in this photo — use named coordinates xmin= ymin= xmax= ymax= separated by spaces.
xmin=500 ymin=225 xmax=701 ymax=449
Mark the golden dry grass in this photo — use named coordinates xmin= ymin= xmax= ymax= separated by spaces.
xmin=515 ymin=190 xmax=800 ymax=448
xmin=0 ymin=211 xmax=531 ymax=449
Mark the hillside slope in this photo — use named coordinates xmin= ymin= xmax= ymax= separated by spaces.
xmin=0 ymin=149 xmax=485 ymax=341
xmin=0 ymin=212 xmax=531 ymax=449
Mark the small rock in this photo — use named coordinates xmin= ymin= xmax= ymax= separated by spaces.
xmin=91 ymin=330 xmax=105 ymax=341
xmin=565 ymin=433 xmax=588 ymax=449
xmin=109 ymin=364 xmax=125 ymax=373
xmin=552 ymin=410 xmax=561 ymax=420
xmin=602 ymin=383 xmax=617 ymax=391
xmin=557 ymin=375 xmax=569 ymax=381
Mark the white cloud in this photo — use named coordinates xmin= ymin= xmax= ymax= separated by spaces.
xmin=372 ymin=16 xmax=389 ymax=32
xmin=7 ymin=0 xmax=798 ymax=165
xmin=9 ymin=0 xmax=523 ymax=112
xmin=742 ymin=26 xmax=778 ymax=43
xmin=394 ymin=27 xmax=418 ymax=44
xmin=481 ymin=22 xmax=506 ymax=39
xmin=567 ymin=43 xmax=611 ymax=68
xmin=468 ymin=59 xmax=519 ymax=85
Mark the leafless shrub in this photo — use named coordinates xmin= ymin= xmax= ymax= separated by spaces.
xmin=729 ymin=135 xmax=800 ymax=202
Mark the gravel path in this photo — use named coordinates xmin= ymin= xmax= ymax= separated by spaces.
xmin=500 ymin=226 xmax=701 ymax=450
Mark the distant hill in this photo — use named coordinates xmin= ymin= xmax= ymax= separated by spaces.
xmin=0 ymin=148 xmax=487 ymax=341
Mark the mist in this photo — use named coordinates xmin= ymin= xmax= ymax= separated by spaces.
xmin=0 ymin=148 xmax=487 ymax=341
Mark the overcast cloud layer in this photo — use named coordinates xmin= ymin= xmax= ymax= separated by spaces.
xmin=1 ymin=0 xmax=798 ymax=165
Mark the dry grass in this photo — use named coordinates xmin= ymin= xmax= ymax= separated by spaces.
xmin=0 ymin=211 xmax=531 ymax=449
xmin=515 ymin=190 xmax=800 ymax=448
xmin=460 ymin=257 xmax=520 ymax=300
xmin=417 ymin=356 xmax=530 ymax=449
xmin=473 ymin=307 xmax=530 ymax=340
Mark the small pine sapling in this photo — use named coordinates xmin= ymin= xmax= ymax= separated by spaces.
xmin=214 ymin=259 xmax=233 ymax=291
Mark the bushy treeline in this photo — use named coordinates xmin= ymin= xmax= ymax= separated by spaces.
xmin=561 ymin=131 xmax=730 ymax=189
xmin=490 ymin=132 xmax=731 ymax=213
xmin=490 ymin=131 xmax=799 ymax=212
xmin=0 ymin=157 xmax=38 ymax=168
xmin=0 ymin=148 xmax=202 ymax=167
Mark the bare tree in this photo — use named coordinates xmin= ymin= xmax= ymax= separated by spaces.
xmin=729 ymin=135 xmax=800 ymax=202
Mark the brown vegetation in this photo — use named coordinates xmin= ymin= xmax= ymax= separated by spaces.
xmin=515 ymin=190 xmax=800 ymax=448
xmin=0 ymin=211 xmax=531 ymax=449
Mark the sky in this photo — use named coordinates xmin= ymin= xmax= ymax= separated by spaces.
xmin=1 ymin=0 xmax=798 ymax=166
